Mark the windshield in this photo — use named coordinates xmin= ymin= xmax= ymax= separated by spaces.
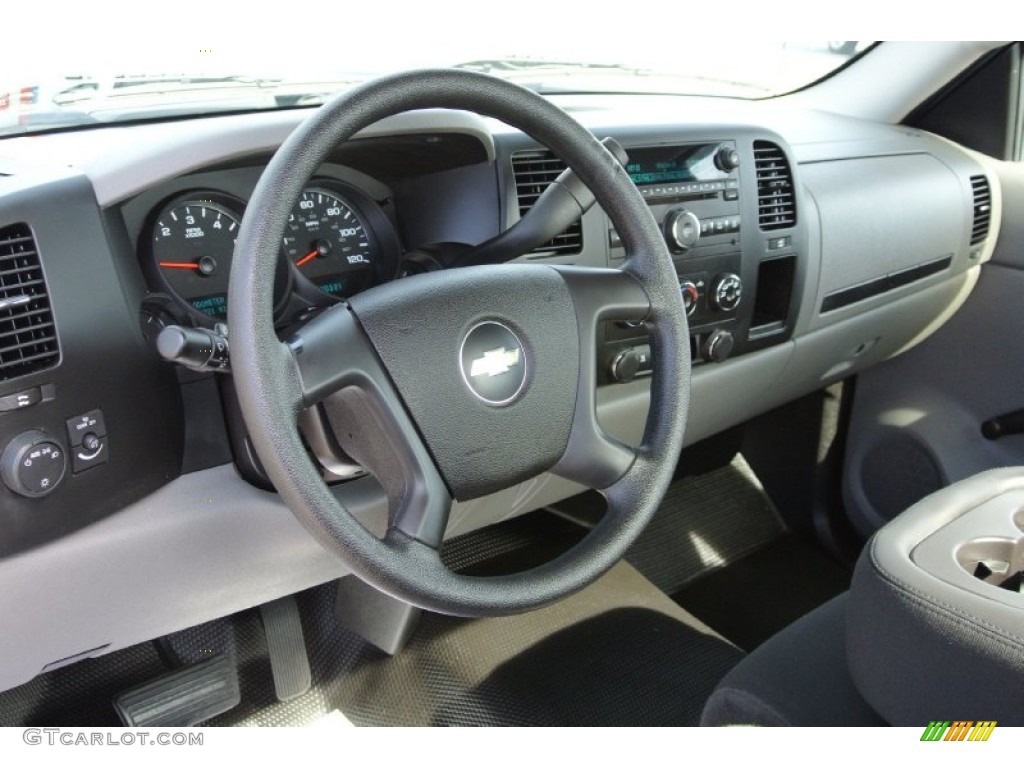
xmin=0 ymin=10 xmax=871 ymax=138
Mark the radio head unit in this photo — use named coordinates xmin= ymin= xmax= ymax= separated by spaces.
xmin=625 ymin=142 xmax=738 ymax=187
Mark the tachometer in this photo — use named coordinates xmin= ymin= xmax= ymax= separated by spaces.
xmin=148 ymin=193 xmax=289 ymax=320
xmin=282 ymin=188 xmax=376 ymax=297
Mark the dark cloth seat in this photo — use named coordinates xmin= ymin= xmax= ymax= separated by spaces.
xmin=701 ymin=594 xmax=885 ymax=726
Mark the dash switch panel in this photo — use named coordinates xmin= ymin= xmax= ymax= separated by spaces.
xmin=66 ymin=409 xmax=109 ymax=474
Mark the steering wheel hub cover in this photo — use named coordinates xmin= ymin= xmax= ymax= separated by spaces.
xmin=349 ymin=264 xmax=577 ymax=501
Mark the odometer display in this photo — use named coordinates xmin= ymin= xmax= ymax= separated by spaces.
xmin=282 ymin=188 xmax=375 ymax=297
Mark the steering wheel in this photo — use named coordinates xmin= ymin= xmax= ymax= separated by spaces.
xmin=228 ymin=69 xmax=690 ymax=617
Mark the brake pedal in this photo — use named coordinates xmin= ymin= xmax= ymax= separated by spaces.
xmin=259 ymin=595 xmax=312 ymax=701
xmin=114 ymin=653 xmax=240 ymax=727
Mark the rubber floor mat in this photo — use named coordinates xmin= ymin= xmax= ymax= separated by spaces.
xmin=625 ymin=455 xmax=785 ymax=594
xmin=672 ymin=534 xmax=852 ymax=651
xmin=0 ymin=641 xmax=169 ymax=727
xmin=0 ymin=511 xmax=745 ymax=727
xmin=212 ymin=562 xmax=743 ymax=726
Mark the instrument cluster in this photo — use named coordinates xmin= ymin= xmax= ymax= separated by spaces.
xmin=141 ymin=179 xmax=400 ymax=326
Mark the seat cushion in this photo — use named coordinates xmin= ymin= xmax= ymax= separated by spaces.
xmin=701 ymin=594 xmax=884 ymax=726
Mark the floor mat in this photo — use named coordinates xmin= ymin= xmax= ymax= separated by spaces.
xmin=0 ymin=515 xmax=741 ymax=728
xmin=624 ymin=455 xmax=786 ymax=594
xmin=672 ymin=534 xmax=852 ymax=652
xmin=213 ymin=562 xmax=743 ymax=727
xmin=439 ymin=509 xmax=587 ymax=575
xmin=0 ymin=641 xmax=169 ymax=727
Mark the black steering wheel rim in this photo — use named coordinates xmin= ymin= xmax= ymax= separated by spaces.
xmin=228 ymin=69 xmax=690 ymax=617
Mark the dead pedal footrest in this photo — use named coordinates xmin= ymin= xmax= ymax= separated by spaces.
xmin=114 ymin=653 xmax=240 ymax=727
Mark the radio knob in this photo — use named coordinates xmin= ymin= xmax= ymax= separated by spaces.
xmin=715 ymin=146 xmax=740 ymax=172
xmin=664 ymin=208 xmax=701 ymax=253
xmin=679 ymin=281 xmax=699 ymax=316
xmin=711 ymin=273 xmax=743 ymax=312
xmin=609 ymin=348 xmax=640 ymax=383
xmin=702 ymin=329 xmax=735 ymax=363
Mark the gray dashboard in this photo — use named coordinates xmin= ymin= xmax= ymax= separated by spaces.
xmin=0 ymin=94 xmax=1000 ymax=692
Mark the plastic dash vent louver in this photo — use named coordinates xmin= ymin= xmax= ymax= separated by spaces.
xmin=511 ymin=151 xmax=583 ymax=256
xmin=0 ymin=223 xmax=59 ymax=381
xmin=753 ymin=141 xmax=797 ymax=231
xmin=970 ymin=175 xmax=991 ymax=246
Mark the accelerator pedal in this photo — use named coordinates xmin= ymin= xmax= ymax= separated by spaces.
xmin=114 ymin=653 xmax=240 ymax=727
xmin=259 ymin=595 xmax=312 ymax=701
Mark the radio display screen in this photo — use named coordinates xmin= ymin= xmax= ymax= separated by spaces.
xmin=625 ymin=144 xmax=725 ymax=185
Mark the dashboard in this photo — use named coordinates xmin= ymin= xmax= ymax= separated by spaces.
xmin=0 ymin=92 xmax=1002 ymax=692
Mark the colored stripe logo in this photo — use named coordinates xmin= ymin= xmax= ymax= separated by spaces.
xmin=920 ymin=721 xmax=996 ymax=741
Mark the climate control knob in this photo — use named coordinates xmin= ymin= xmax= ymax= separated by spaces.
xmin=679 ymin=281 xmax=699 ymax=316
xmin=711 ymin=273 xmax=743 ymax=312
xmin=664 ymin=208 xmax=701 ymax=253
xmin=1 ymin=430 xmax=67 ymax=498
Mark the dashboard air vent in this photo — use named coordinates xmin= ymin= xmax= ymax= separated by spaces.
xmin=970 ymin=175 xmax=991 ymax=246
xmin=511 ymin=150 xmax=583 ymax=256
xmin=0 ymin=223 xmax=59 ymax=381
xmin=754 ymin=141 xmax=797 ymax=231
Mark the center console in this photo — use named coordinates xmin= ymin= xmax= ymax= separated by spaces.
xmin=847 ymin=468 xmax=1024 ymax=725
xmin=599 ymin=136 xmax=803 ymax=385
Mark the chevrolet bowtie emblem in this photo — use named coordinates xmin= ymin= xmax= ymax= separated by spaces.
xmin=460 ymin=322 xmax=527 ymax=405
xmin=469 ymin=346 xmax=521 ymax=378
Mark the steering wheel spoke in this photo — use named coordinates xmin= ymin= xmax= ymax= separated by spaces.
xmin=286 ymin=304 xmax=452 ymax=548
xmin=285 ymin=304 xmax=370 ymax=407
xmin=550 ymin=266 xmax=649 ymax=488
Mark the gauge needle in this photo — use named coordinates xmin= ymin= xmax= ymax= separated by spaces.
xmin=159 ymin=261 xmax=201 ymax=270
xmin=295 ymin=250 xmax=318 ymax=267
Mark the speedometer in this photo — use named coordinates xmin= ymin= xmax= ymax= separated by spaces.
xmin=282 ymin=188 xmax=375 ymax=297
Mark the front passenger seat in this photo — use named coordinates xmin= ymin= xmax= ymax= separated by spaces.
xmin=700 ymin=593 xmax=884 ymax=726
xmin=704 ymin=467 xmax=1024 ymax=727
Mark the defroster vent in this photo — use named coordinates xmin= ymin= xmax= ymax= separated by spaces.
xmin=511 ymin=151 xmax=583 ymax=256
xmin=0 ymin=223 xmax=59 ymax=381
xmin=754 ymin=141 xmax=797 ymax=231
xmin=970 ymin=175 xmax=991 ymax=246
